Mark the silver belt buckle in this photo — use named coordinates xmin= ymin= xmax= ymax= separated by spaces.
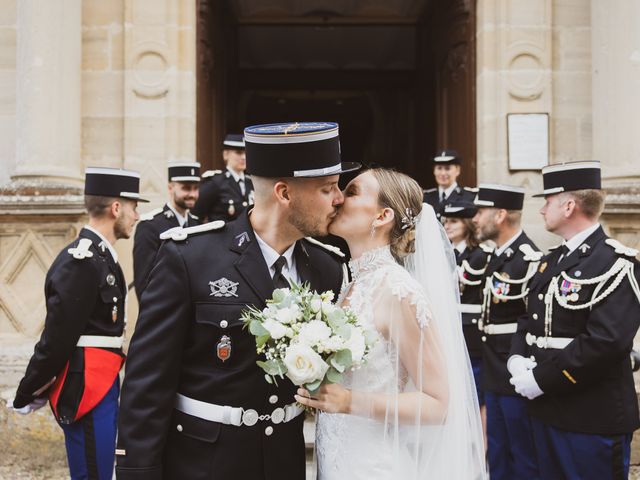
xmin=271 ymin=407 xmax=285 ymax=424
xmin=242 ymin=409 xmax=259 ymax=426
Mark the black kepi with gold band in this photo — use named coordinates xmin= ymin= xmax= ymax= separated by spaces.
xmin=244 ymin=122 xmax=361 ymax=177
xmin=168 ymin=161 xmax=201 ymax=183
xmin=84 ymin=166 xmax=149 ymax=202
xmin=533 ymin=160 xmax=601 ymax=197
xmin=474 ymin=183 xmax=525 ymax=210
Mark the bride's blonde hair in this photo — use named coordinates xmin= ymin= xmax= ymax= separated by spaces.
xmin=369 ymin=168 xmax=424 ymax=261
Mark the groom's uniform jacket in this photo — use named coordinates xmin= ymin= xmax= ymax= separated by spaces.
xmin=479 ymin=231 xmax=542 ymax=395
xmin=510 ymin=227 xmax=640 ymax=434
xmin=116 ymin=212 xmax=344 ymax=480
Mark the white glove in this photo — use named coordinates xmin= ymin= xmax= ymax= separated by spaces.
xmin=509 ymin=369 xmax=544 ymax=400
xmin=507 ymin=355 xmax=537 ymax=377
xmin=10 ymin=397 xmax=48 ymax=415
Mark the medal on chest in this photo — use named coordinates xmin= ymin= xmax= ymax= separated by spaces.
xmin=217 ymin=335 xmax=232 ymax=362
xmin=559 ymin=279 xmax=581 ymax=302
xmin=227 ymin=200 xmax=235 ymax=216
xmin=493 ymin=273 xmax=510 ymax=303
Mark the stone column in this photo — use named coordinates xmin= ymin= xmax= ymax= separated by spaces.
xmin=13 ymin=0 xmax=82 ymax=186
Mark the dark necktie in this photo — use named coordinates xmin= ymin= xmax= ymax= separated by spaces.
xmin=238 ymin=178 xmax=246 ymax=196
xmin=557 ymin=244 xmax=570 ymax=264
xmin=272 ymin=256 xmax=290 ymax=289
xmin=440 ymin=190 xmax=446 ymax=203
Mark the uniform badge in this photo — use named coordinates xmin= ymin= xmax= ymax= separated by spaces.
xmin=209 ymin=277 xmax=239 ymax=297
xmin=560 ymin=279 xmax=581 ymax=301
xmin=112 ymin=305 xmax=118 ymax=322
xmin=228 ymin=200 xmax=235 ymax=216
xmin=235 ymin=231 xmax=250 ymax=247
xmin=217 ymin=335 xmax=232 ymax=361
xmin=106 ymin=274 xmax=116 ymax=286
xmin=539 ymin=262 xmax=547 ymax=273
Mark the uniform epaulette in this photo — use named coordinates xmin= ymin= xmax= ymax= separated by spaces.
xmin=139 ymin=208 xmax=163 ymax=221
xmin=605 ymin=238 xmax=639 ymax=257
xmin=464 ymin=186 xmax=479 ymax=193
xmin=424 ymin=188 xmax=437 ymax=193
xmin=304 ymin=237 xmax=345 ymax=258
xmin=201 ymin=170 xmax=222 ymax=179
xmin=159 ymin=220 xmax=225 ymax=241
xmin=67 ymin=238 xmax=94 ymax=259
xmin=519 ymin=243 xmax=543 ymax=262
xmin=479 ymin=243 xmax=494 ymax=254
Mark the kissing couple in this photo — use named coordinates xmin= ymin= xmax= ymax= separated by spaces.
xmin=116 ymin=122 xmax=486 ymax=480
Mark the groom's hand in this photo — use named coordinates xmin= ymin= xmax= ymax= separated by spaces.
xmin=295 ymin=384 xmax=352 ymax=414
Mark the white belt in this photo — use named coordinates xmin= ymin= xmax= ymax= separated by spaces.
xmin=483 ymin=323 xmax=517 ymax=335
xmin=459 ymin=304 xmax=482 ymax=314
xmin=76 ymin=335 xmax=124 ymax=348
xmin=526 ymin=332 xmax=573 ymax=350
xmin=175 ymin=393 xmax=304 ymax=427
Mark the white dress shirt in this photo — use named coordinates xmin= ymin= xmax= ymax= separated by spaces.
xmin=254 ymin=233 xmax=300 ymax=284
xmin=439 ymin=182 xmax=458 ymax=202
xmin=83 ymin=225 xmax=118 ymax=263
xmin=166 ymin=202 xmax=188 ymax=227
xmin=495 ymin=229 xmax=523 ymax=257
xmin=562 ymin=223 xmax=601 ymax=255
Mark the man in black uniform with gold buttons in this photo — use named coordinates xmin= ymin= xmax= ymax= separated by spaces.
xmin=10 ymin=167 xmax=146 ymax=480
xmin=472 ymin=184 xmax=541 ymax=480
xmin=192 ymin=134 xmax=255 ymax=223
xmin=116 ymin=122 xmax=359 ymax=479
xmin=133 ymin=161 xmax=201 ymax=300
xmin=508 ymin=161 xmax=640 ymax=479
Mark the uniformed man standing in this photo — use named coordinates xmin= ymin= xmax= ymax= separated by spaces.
xmin=192 ymin=133 xmax=255 ymax=222
xmin=509 ymin=161 xmax=640 ymax=479
xmin=10 ymin=167 xmax=146 ymax=480
xmin=472 ymin=184 xmax=541 ymax=480
xmin=133 ymin=161 xmax=201 ymax=300
xmin=442 ymin=200 xmax=492 ymax=440
xmin=423 ymin=149 xmax=476 ymax=219
xmin=115 ymin=122 xmax=359 ymax=479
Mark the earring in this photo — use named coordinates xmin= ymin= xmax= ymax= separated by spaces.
xmin=370 ymin=223 xmax=376 ymax=238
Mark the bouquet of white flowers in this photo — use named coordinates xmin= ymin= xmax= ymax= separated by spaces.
xmin=242 ymin=282 xmax=375 ymax=393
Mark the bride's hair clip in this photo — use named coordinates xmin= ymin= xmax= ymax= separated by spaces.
xmin=401 ymin=208 xmax=417 ymax=230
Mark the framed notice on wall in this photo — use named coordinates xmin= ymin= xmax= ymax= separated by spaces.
xmin=507 ymin=113 xmax=549 ymax=170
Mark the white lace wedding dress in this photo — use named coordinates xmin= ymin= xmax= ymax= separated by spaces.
xmin=316 ymin=245 xmax=432 ymax=479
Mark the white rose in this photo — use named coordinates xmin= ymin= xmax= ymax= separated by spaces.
xmin=321 ymin=302 xmax=336 ymax=316
xmin=283 ymin=343 xmax=329 ymax=386
xmin=276 ymin=305 xmax=300 ymax=324
xmin=322 ymin=335 xmax=345 ymax=352
xmin=298 ymin=320 xmax=332 ymax=346
xmin=310 ymin=297 xmax=322 ymax=313
xmin=346 ymin=327 xmax=366 ymax=363
xmin=262 ymin=318 xmax=288 ymax=340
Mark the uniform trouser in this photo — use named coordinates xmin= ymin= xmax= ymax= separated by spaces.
xmin=60 ymin=378 xmax=119 ymax=480
xmin=485 ymin=391 xmax=539 ymax=480
xmin=470 ymin=356 xmax=484 ymax=406
xmin=531 ymin=417 xmax=631 ymax=480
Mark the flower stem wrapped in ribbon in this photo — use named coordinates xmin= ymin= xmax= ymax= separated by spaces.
xmin=242 ymin=282 xmax=375 ymax=394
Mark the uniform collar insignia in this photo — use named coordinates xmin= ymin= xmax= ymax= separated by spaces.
xmin=164 ymin=210 xmax=174 ymax=218
xmin=504 ymin=247 xmax=514 ymax=258
xmin=235 ymin=231 xmax=251 ymax=247
xmin=578 ymin=243 xmax=590 ymax=254
xmin=209 ymin=277 xmax=239 ymax=297
xmin=98 ymin=241 xmax=107 ymax=254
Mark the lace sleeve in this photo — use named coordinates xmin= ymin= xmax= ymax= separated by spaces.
xmin=386 ymin=267 xmax=433 ymax=329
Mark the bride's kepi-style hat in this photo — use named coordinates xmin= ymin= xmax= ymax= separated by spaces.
xmin=533 ymin=160 xmax=601 ymax=197
xmin=474 ymin=184 xmax=525 ymax=210
xmin=84 ymin=167 xmax=149 ymax=202
xmin=243 ymin=122 xmax=361 ymax=178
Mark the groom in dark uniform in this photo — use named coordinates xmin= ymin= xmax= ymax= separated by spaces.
xmin=509 ymin=161 xmax=640 ymax=479
xmin=116 ymin=122 xmax=359 ymax=479
xmin=473 ymin=184 xmax=541 ymax=480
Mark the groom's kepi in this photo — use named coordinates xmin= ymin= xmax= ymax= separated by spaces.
xmin=244 ymin=122 xmax=361 ymax=177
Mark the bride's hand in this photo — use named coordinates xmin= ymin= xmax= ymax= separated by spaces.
xmin=295 ymin=384 xmax=352 ymax=414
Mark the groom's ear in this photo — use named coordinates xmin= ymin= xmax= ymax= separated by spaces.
xmin=273 ymin=180 xmax=291 ymax=204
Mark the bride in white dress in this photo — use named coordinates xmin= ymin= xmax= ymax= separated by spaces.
xmin=295 ymin=168 xmax=487 ymax=479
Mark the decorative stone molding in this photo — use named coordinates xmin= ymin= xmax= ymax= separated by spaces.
xmin=507 ymin=43 xmax=546 ymax=101
xmin=130 ymin=41 xmax=171 ymax=99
